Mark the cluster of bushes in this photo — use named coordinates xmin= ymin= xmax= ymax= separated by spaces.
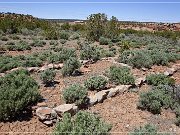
xmin=107 ymin=66 xmax=135 ymax=85
xmin=138 ymin=73 xmax=180 ymax=126
xmin=84 ymin=76 xmax=107 ymax=91
xmin=40 ymin=69 xmax=56 ymax=85
xmin=53 ymin=111 xmax=111 ymax=135
xmin=99 ymin=36 xmax=111 ymax=45
xmin=0 ymin=69 xmax=40 ymax=121
xmin=130 ymin=124 xmax=165 ymax=135
xmin=138 ymin=85 xmax=176 ymax=114
xmin=86 ymin=13 xmax=119 ymax=41
xmin=119 ymin=49 xmax=180 ymax=68
xmin=48 ymin=48 xmax=76 ymax=64
xmin=62 ymin=57 xmax=81 ymax=76
xmin=146 ymin=74 xmax=175 ymax=86
xmin=0 ymin=55 xmax=43 ymax=72
xmin=30 ymin=40 xmax=46 ymax=47
xmin=6 ymin=40 xmax=31 ymax=51
xmin=0 ymin=13 xmax=51 ymax=34
xmin=80 ymin=45 xmax=101 ymax=61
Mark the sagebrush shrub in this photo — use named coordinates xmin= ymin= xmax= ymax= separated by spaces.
xmin=108 ymin=66 xmax=135 ymax=85
xmin=62 ymin=57 xmax=81 ymax=76
xmin=0 ymin=69 xmax=40 ymax=121
xmin=138 ymin=85 xmax=176 ymax=114
xmin=146 ymin=74 xmax=175 ymax=86
xmin=84 ymin=76 xmax=107 ymax=91
xmin=63 ymin=84 xmax=87 ymax=106
xmin=80 ymin=45 xmax=101 ymax=61
xmin=40 ymin=69 xmax=56 ymax=85
xmin=99 ymin=36 xmax=110 ymax=45
xmin=59 ymin=31 xmax=70 ymax=40
xmin=31 ymin=40 xmax=46 ymax=47
xmin=129 ymin=124 xmax=161 ymax=135
xmin=53 ymin=111 xmax=111 ymax=135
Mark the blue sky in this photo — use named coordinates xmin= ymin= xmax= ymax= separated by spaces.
xmin=0 ymin=0 xmax=180 ymax=22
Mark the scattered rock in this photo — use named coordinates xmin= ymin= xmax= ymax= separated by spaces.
xmin=80 ymin=60 xmax=94 ymax=65
xmin=0 ymin=73 xmax=5 ymax=77
xmin=38 ymin=66 xmax=49 ymax=72
xmin=142 ymin=67 xmax=148 ymax=71
xmin=27 ymin=67 xmax=39 ymax=72
xmin=118 ymin=63 xmax=131 ymax=68
xmin=54 ymin=63 xmax=63 ymax=69
xmin=88 ymin=95 xmax=98 ymax=106
xmin=164 ymin=68 xmax=176 ymax=76
xmin=36 ymin=107 xmax=57 ymax=121
xmin=47 ymin=64 xmax=54 ymax=69
xmin=43 ymin=120 xmax=53 ymax=126
xmin=37 ymin=102 xmax=47 ymax=107
xmin=53 ymin=104 xmax=78 ymax=116
xmin=80 ymin=67 xmax=91 ymax=73
xmin=95 ymin=90 xmax=109 ymax=102
xmin=135 ymin=76 xmax=146 ymax=86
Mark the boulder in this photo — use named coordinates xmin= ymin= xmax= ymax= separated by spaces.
xmin=95 ymin=90 xmax=109 ymax=103
xmin=106 ymin=85 xmax=131 ymax=98
xmin=88 ymin=95 xmax=98 ymax=106
xmin=53 ymin=104 xmax=78 ymax=116
xmin=36 ymin=107 xmax=57 ymax=121
xmin=164 ymin=68 xmax=176 ymax=76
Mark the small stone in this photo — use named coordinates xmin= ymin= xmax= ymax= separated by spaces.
xmin=43 ymin=120 xmax=53 ymax=126
xmin=36 ymin=107 xmax=57 ymax=121
xmin=53 ymin=104 xmax=78 ymax=116
xmin=37 ymin=102 xmax=47 ymax=107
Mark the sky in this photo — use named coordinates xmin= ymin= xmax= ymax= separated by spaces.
xmin=0 ymin=0 xmax=180 ymax=23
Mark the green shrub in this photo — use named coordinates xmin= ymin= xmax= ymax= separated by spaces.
xmin=119 ymin=50 xmax=153 ymax=69
xmin=80 ymin=45 xmax=101 ymax=61
xmin=138 ymin=85 xmax=175 ymax=114
xmin=31 ymin=40 xmax=46 ymax=47
xmin=54 ymin=111 xmax=111 ymax=135
xmin=40 ymin=69 xmax=56 ymax=85
xmin=63 ymin=84 xmax=87 ymax=106
xmin=70 ymin=33 xmax=80 ymax=40
xmin=9 ymin=34 xmax=20 ymax=40
xmin=84 ymin=76 xmax=107 ymax=91
xmin=108 ymin=66 xmax=135 ymax=85
xmin=49 ymin=40 xmax=58 ymax=46
xmin=16 ymin=41 xmax=31 ymax=51
xmin=0 ymin=69 xmax=40 ymax=121
xmin=99 ymin=37 xmax=110 ymax=45
xmin=146 ymin=74 xmax=175 ymax=86
xmin=62 ymin=57 xmax=81 ymax=76
xmin=129 ymin=124 xmax=164 ymax=135
xmin=44 ymin=29 xmax=58 ymax=40
xmin=119 ymin=41 xmax=131 ymax=53
xmin=59 ymin=31 xmax=70 ymax=40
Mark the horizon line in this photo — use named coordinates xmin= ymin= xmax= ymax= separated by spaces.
xmin=0 ymin=2 xmax=180 ymax=4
